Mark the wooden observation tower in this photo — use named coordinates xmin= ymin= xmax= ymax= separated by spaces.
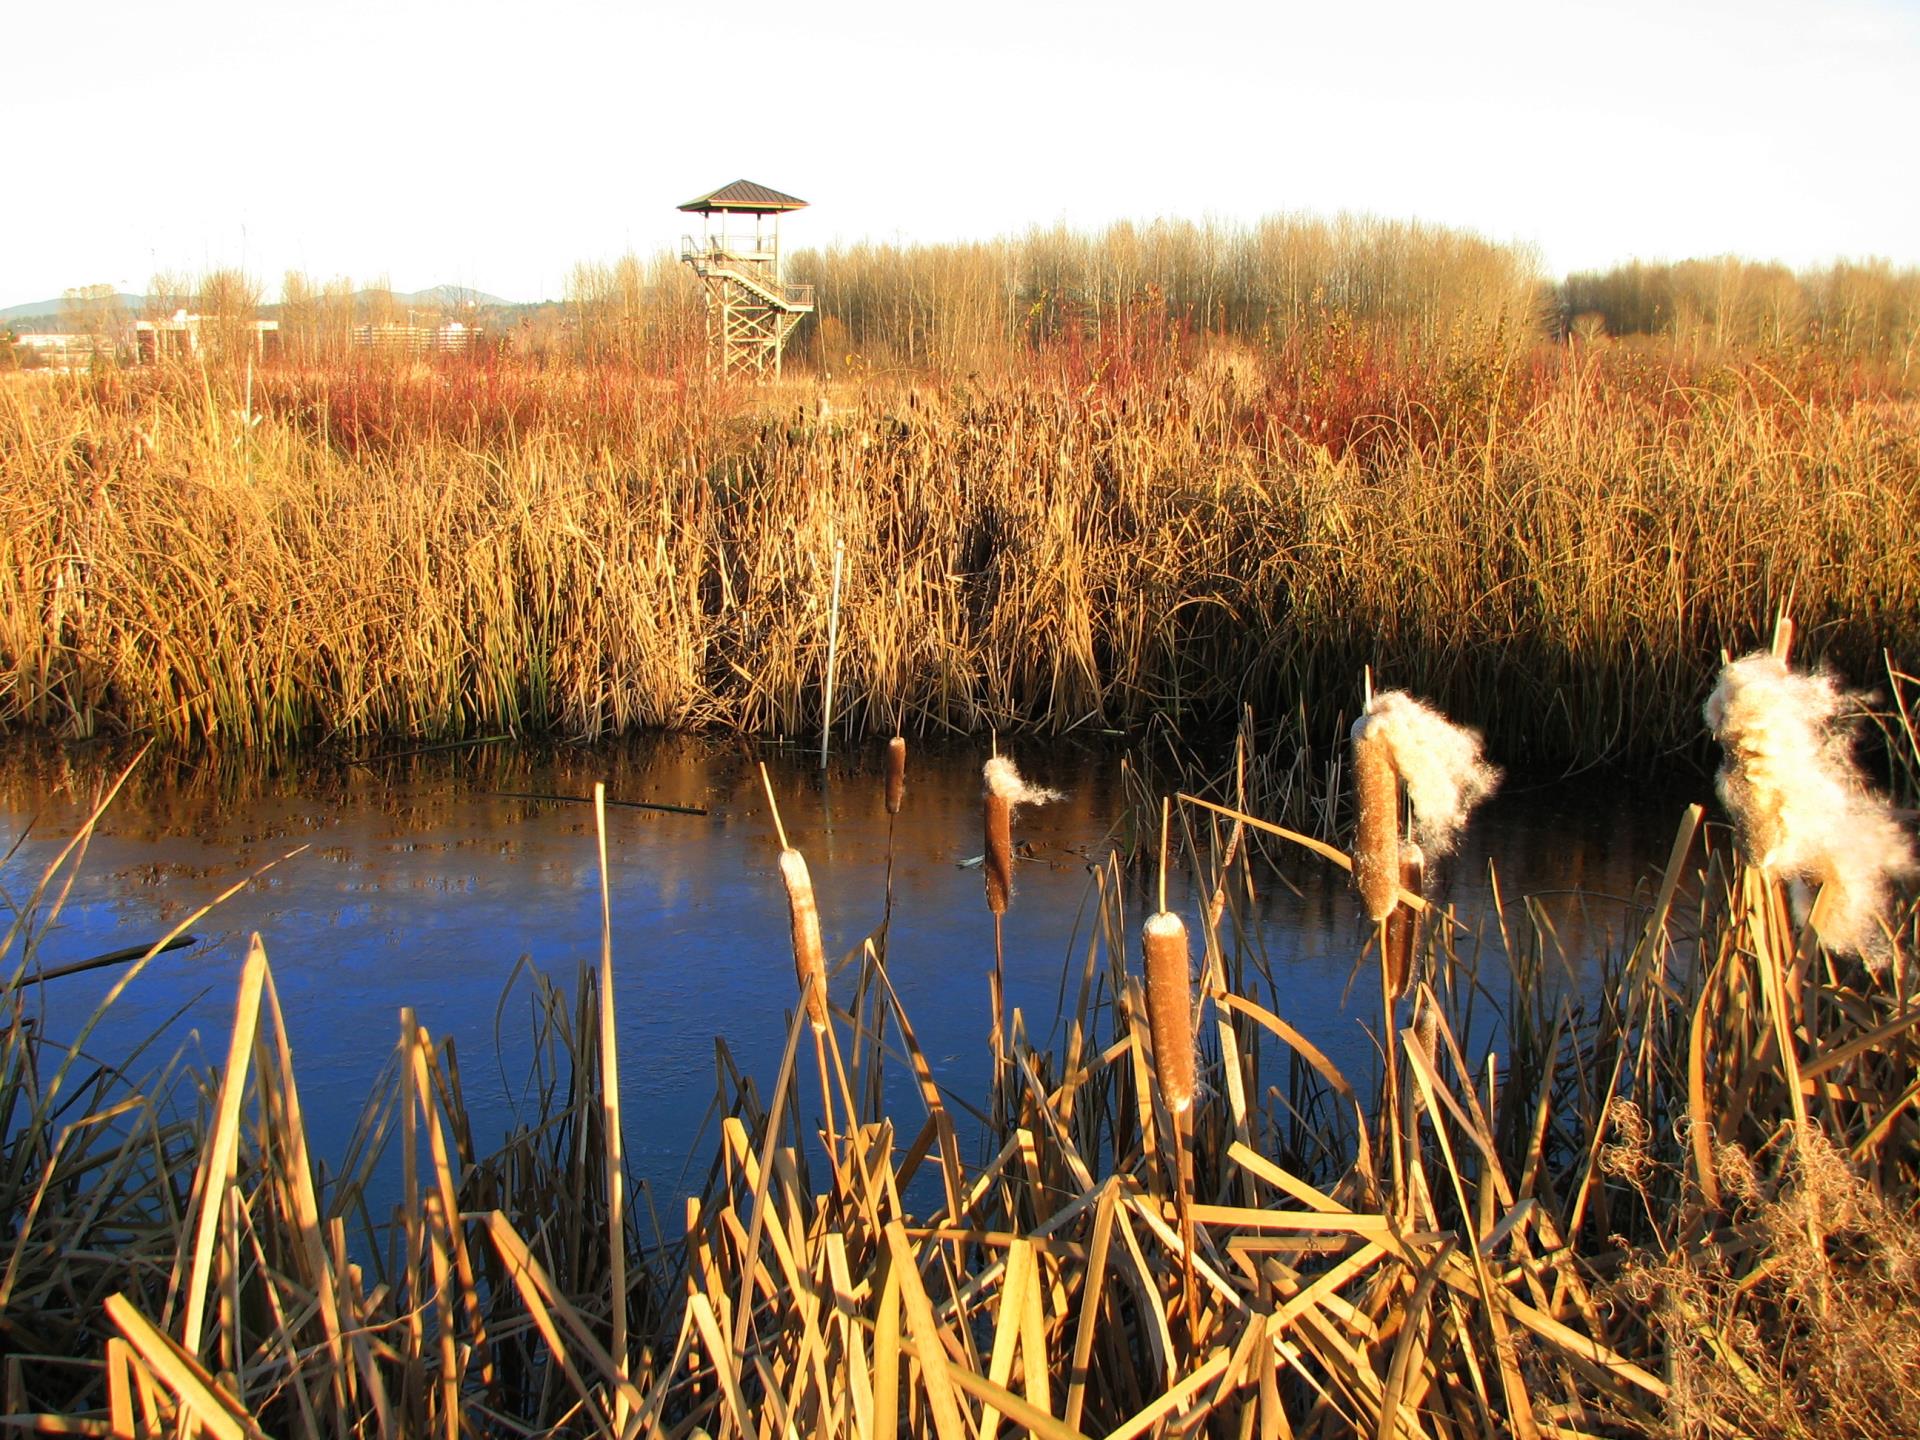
xmin=678 ymin=179 xmax=814 ymax=379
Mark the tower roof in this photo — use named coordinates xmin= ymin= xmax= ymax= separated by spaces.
xmin=678 ymin=179 xmax=808 ymax=214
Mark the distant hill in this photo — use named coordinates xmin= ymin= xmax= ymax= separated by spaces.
xmin=392 ymin=284 xmax=514 ymax=308
xmin=338 ymin=286 xmax=516 ymax=311
xmin=3 ymin=285 xmax=521 ymax=331
xmin=1 ymin=294 xmax=146 ymax=330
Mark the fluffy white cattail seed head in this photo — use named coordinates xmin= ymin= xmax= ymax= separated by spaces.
xmin=1351 ymin=691 xmax=1500 ymax=859
xmin=1706 ymin=653 xmax=1917 ymax=967
xmin=778 ymin=848 xmax=829 ymax=1031
xmin=1143 ymin=911 xmax=1196 ymax=1115
xmin=983 ymin=756 xmax=1062 ymax=809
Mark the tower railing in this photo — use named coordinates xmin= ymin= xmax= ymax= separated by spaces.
xmin=680 ymin=234 xmax=778 ymax=266
xmin=679 ymin=236 xmax=813 ymax=310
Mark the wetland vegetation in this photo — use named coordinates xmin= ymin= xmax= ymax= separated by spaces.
xmin=2 ymin=218 xmax=1918 ymax=1436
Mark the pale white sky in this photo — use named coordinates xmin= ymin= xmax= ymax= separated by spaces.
xmin=6 ymin=0 xmax=1917 ymax=308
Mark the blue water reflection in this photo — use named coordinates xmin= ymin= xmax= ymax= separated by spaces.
xmin=1 ymin=737 xmax=1697 ymax=1217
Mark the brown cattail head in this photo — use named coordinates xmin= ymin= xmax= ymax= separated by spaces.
xmin=1412 ymin=988 xmax=1439 ymax=1069
xmin=778 ymin=848 xmax=828 ymax=1031
xmin=1352 ymin=717 xmax=1401 ymax=923
xmin=1382 ymin=841 xmax=1426 ymax=999
xmin=982 ymin=757 xmax=1060 ymax=916
xmin=984 ymin=792 xmax=1012 ymax=915
xmin=886 ymin=736 xmax=907 ymax=816
xmin=1143 ymin=912 xmax=1196 ymax=1115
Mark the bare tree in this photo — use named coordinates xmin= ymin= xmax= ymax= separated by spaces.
xmin=146 ymin=270 xmax=192 ymax=322
xmin=60 ymin=284 xmax=129 ymax=363
xmin=195 ymin=269 xmax=264 ymax=365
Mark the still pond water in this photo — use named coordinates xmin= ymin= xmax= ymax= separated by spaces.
xmin=2 ymin=736 xmax=1695 ymax=1208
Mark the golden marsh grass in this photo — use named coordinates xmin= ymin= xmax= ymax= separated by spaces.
xmin=3 ymin=340 xmax=1917 ymax=768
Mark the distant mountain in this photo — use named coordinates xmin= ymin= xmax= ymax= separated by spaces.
xmin=398 ymin=284 xmax=514 ymax=308
xmin=346 ymin=286 xmax=516 ymax=310
xmin=3 ymin=285 xmax=522 ymax=331
xmin=1 ymin=293 xmax=147 ymax=330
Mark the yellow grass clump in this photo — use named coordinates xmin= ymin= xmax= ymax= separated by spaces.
xmin=5 ymin=345 xmax=1919 ymax=768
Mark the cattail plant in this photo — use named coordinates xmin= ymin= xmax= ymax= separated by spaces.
xmin=1142 ymin=911 xmax=1196 ymax=1115
xmin=761 ymin=764 xmax=828 ymax=1031
xmin=881 ymin=734 xmax=908 ymax=938
xmin=982 ymin=755 xmax=1059 ymax=916
xmin=1148 ymin=903 xmax=1201 ymax=1330
xmin=1145 ymin=798 xmax=1199 ymax=1328
xmin=885 ymin=735 xmax=907 ymax=817
xmin=1705 ymin=652 xmax=1916 ymax=968
xmin=981 ymin=754 xmax=1060 ymax=1066
xmin=984 ymin=783 xmax=1014 ymax=918
xmin=1381 ymin=841 xmax=1425 ymax=998
xmin=779 ymin=849 xmax=829 ymax=1032
xmin=1352 ymin=720 xmax=1402 ymax=924
xmin=1351 ymin=690 xmax=1499 ymax=994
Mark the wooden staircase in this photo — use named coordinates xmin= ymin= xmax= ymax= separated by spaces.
xmin=680 ymin=236 xmax=815 ymax=379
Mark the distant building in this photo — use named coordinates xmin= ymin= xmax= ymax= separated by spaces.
xmin=134 ymin=311 xmax=280 ymax=362
xmin=15 ymin=333 xmax=111 ymax=370
xmin=350 ymin=322 xmax=482 ymax=355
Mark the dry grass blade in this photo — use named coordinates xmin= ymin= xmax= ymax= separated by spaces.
xmin=882 ymin=1221 xmax=969 ymax=1440
xmin=176 ymin=936 xmax=267 ymax=1355
xmin=593 ymin=782 xmax=631 ymax=1428
xmin=481 ymin=1212 xmax=646 ymax=1428
xmin=103 ymin=1294 xmax=268 ymax=1440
